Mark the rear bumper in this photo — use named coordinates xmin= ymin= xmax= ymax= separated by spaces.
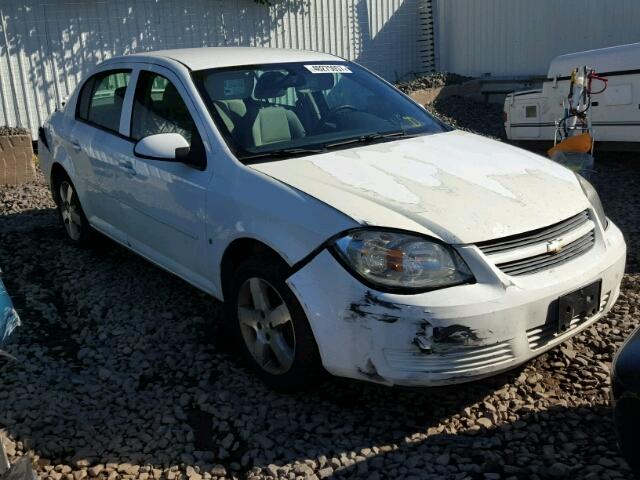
xmin=287 ymin=221 xmax=626 ymax=386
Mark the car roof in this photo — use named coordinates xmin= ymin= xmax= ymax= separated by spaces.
xmin=123 ymin=47 xmax=342 ymax=71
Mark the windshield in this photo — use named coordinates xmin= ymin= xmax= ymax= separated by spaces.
xmin=192 ymin=61 xmax=449 ymax=162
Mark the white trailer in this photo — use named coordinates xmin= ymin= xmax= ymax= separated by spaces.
xmin=505 ymin=42 xmax=640 ymax=148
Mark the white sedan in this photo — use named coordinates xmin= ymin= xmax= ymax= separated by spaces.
xmin=38 ymin=47 xmax=626 ymax=389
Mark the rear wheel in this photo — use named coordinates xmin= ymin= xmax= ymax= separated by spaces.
xmin=226 ymin=257 xmax=322 ymax=391
xmin=54 ymin=175 xmax=93 ymax=245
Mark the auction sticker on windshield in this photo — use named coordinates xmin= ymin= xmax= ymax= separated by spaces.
xmin=305 ymin=65 xmax=352 ymax=74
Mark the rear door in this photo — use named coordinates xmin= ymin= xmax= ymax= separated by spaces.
xmin=119 ymin=66 xmax=213 ymax=287
xmin=70 ymin=67 xmax=134 ymax=242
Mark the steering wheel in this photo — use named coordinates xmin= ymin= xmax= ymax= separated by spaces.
xmin=330 ymin=104 xmax=359 ymax=115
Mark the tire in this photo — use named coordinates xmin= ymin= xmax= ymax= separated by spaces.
xmin=225 ymin=256 xmax=323 ymax=391
xmin=53 ymin=173 xmax=93 ymax=246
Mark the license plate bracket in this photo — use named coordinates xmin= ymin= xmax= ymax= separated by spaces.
xmin=557 ymin=280 xmax=601 ymax=333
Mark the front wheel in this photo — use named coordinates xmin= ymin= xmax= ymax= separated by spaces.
xmin=226 ymin=257 xmax=323 ymax=391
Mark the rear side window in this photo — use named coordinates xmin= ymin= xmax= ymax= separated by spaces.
xmin=76 ymin=70 xmax=131 ymax=133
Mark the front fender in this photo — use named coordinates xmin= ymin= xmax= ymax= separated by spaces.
xmin=206 ymin=165 xmax=358 ymax=295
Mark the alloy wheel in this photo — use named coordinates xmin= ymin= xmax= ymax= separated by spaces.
xmin=237 ymin=277 xmax=296 ymax=375
xmin=59 ymin=181 xmax=83 ymax=241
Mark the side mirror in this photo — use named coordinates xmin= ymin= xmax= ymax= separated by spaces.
xmin=134 ymin=133 xmax=190 ymax=161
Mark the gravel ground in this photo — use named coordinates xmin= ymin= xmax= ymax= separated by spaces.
xmin=396 ymin=73 xmax=472 ymax=93
xmin=425 ymin=98 xmax=506 ymax=140
xmin=1 ymin=96 xmax=639 ymax=480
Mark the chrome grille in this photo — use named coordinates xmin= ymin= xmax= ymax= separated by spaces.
xmin=384 ymin=341 xmax=514 ymax=375
xmin=477 ymin=210 xmax=590 ymax=255
xmin=477 ymin=210 xmax=595 ymax=276
xmin=496 ymin=231 xmax=595 ymax=276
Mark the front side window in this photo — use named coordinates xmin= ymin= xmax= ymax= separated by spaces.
xmin=77 ymin=70 xmax=130 ymax=132
xmin=131 ymin=71 xmax=199 ymax=145
xmin=192 ymin=61 xmax=448 ymax=162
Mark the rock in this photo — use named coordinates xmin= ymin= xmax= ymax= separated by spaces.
xmin=435 ymin=452 xmax=450 ymax=466
xmin=221 ymin=433 xmax=234 ymax=450
xmin=265 ymin=465 xmax=279 ymax=477
xmin=318 ymin=467 xmax=333 ymax=479
xmin=210 ymin=465 xmax=226 ymax=477
xmin=598 ymin=457 xmax=618 ymax=468
xmin=186 ymin=466 xmax=201 ymax=480
xmin=88 ymin=465 xmax=104 ymax=477
xmin=73 ymin=470 xmax=87 ymax=480
xmin=477 ymin=417 xmax=493 ymax=428
xmin=548 ymin=462 xmax=570 ymax=477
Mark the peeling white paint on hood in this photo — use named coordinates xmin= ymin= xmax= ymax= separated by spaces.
xmin=251 ymin=130 xmax=590 ymax=244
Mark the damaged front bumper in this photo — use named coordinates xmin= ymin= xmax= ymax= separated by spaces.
xmin=287 ymin=222 xmax=626 ymax=386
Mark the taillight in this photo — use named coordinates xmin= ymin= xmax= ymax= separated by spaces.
xmin=502 ymin=111 xmax=508 ymax=123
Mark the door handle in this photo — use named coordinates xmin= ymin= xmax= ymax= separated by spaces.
xmin=70 ymin=140 xmax=82 ymax=152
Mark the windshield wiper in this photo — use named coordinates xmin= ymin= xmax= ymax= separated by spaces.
xmin=323 ymin=130 xmax=414 ymax=149
xmin=241 ymin=147 xmax=327 ymax=163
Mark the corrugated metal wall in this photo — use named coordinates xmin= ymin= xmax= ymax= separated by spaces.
xmin=0 ymin=0 xmax=434 ymax=139
xmin=435 ymin=0 xmax=640 ymax=77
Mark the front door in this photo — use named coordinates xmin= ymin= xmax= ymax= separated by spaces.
xmin=120 ymin=66 xmax=213 ymax=290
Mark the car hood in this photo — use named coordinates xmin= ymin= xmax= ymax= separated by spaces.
xmin=251 ymin=130 xmax=590 ymax=244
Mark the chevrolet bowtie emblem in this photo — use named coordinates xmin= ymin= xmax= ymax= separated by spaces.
xmin=546 ymin=238 xmax=564 ymax=254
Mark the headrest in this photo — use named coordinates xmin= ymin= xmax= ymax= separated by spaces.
xmin=296 ymin=73 xmax=335 ymax=92
xmin=205 ymin=71 xmax=253 ymax=100
xmin=114 ymin=86 xmax=127 ymax=100
xmin=254 ymin=71 xmax=305 ymax=99
xmin=254 ymin=71 xmax=287 ymax=99
xmin=161 ymin=83 xmax=184 ymax=107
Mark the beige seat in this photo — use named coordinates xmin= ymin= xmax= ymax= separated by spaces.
xmin=214 ymin=99 xmax=247 ymax=137
xmin=250 ymin=106 xmax=305 ymax=147
xmin=248 ymin=71 xmax=306 ymax=148
xmin=204 ymin=72 xmax=255 ymax=142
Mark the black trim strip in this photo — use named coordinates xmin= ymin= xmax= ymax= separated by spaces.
xmin=550 ymin=68 xmax=640 ymax=81
xmin=510 ymin=122 xmax=555 ymax=127
xmin=590 ymin=121 xmax=640 ymax=126
xmin=512 ymin=90 xmax=542 ymax=97
xmin=510 ymin=121 xmax=640 ymax=128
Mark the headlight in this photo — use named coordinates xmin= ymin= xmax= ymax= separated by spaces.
xmin=331 ymin=229 xmax=474 ymax=292
xmin=576 ymin=174 xmax=608 ymax=229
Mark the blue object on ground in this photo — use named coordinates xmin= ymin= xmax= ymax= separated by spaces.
xmin=0 ymin=275 xmax=20 ymax=348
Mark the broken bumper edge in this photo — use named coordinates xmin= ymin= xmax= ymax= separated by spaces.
xmin=286 ymin=223 xmax=626 ymax=387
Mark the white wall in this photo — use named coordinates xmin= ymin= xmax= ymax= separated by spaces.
xmin=435 ymin=0 xmax=640 ymax=77
xmin=0 ymin=0 xmax=434 ymax=139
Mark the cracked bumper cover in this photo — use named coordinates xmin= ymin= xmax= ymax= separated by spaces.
xmin=286 ymin=221 xmax=626 ymax=386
